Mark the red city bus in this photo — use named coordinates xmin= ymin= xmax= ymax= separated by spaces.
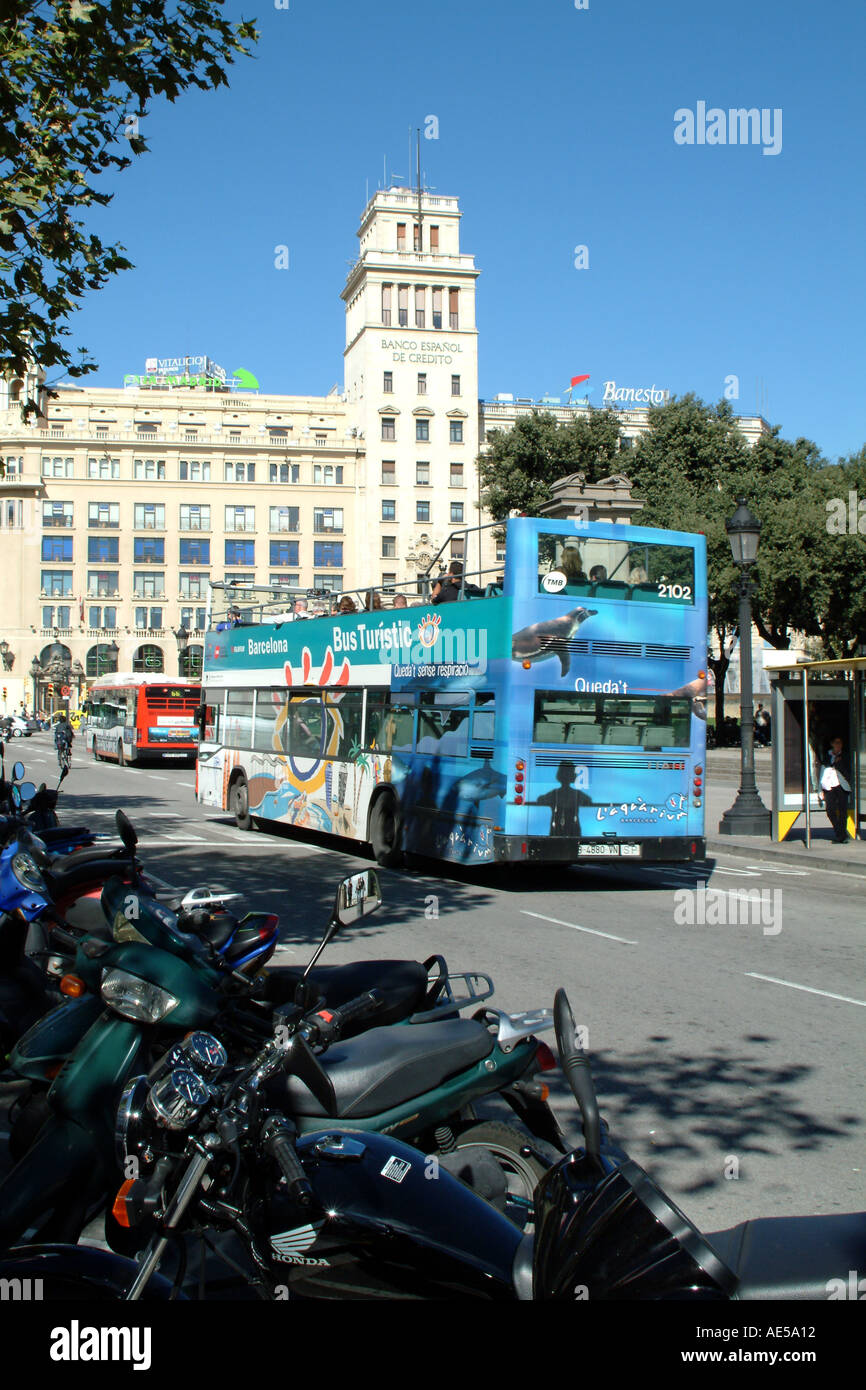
xmin=83 ymin=674 xmax=201 ymax=765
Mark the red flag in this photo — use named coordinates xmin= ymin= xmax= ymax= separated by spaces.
xmin=570 ymin=375 xmax=590 ymax=388
xmin=79 ymin=595 xmax=85 ymax=623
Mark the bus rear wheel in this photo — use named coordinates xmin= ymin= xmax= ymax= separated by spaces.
xmin=231 ymin=774 xmax=253 ymax=832
xmin=370 ymin=794 xmax=402 ymax=868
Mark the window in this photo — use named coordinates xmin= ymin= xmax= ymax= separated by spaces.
xmin=86 ymin=645 xmax=118 ymax=678
xmin=268 ymin=428 xmax=289 ymax=444
xmin=396 ymin=223 xmax=406 ymax=251
xmin=269 ymin=540 xmax=299 ymax=567
xmin=134 ymin=503 xmax=165 ymax=530
xmin=88 ymin=571 xmax=120 ymax=597
xmin=179 ymin=459 xmax=211 ymax=481
xmin=416 ymin=461 xmax=430 ymax=486
xmin=88 ymin=501 xmax=119 ymax=527
xmin=313 ymin=464 xmax=343 ymax=485
xmin=270 ymin=506 xmax=299 ymax=532
xmin=313 ymin=507 xmax=343 ymax=532
xmin=134 ymin=537 xmax=164 ymax=563
xmin=413 ymin=223 xmax=421 ymax=251
xmin=324 ymin=691 xmax=364 ymax=761
xmin=89 ymin=606 xmax=116 ymax=630
xmin=450 ymin=462 xmax=464 ymax=488
xmin=43 ymin=501 xmax=73 ymax=528
xmin=381 ymin=417 xmax=395 ymax=441
xmin=180 ymin=607 xmax=207 ymax=632
xmin=450 ymin=503 xmax=464 ymax=523
xmin=42 ymin=456 xmax=74 ymax=478
xmin=179 ymin=538 xmax=210 ymax=564
xmin=382 ymin=573 xmax=396 ymax=590
xmin=43 ymin=604 xmax=71 ymax=626
xmin=382 ymin=499 xmax=396 ymax=521
xmin=2 ymin=498 xmax=22 ymax=529
xmin=225 ymin=461 xmax=255 ymax=482
xmin=269 ymin=574 xmax=299 ymax=591
xmin=314 ymin=573 xmax=342 ymax=593
xmin=383 ymin=371 xmax=393 ymax=393
xmin=398 ymin=285 xmax=408 ymax=327
xmin=451 ymin=374 xmax=461 ymax=396
xmin=4 ymin=455 xmax=22 ymax=475
xmin=253 ymin=688 xmax=288 ymax=754
xmin=88 ymin=456 xmax=120 ymax=479
xmin=133 ymin=458 xmax=165 ymax=480
xmin=180 ymin=504 xmax=210 ymax=531
xmin=42 ymin=535 xmax=73 ymax=562
xmin=95 ymin=426 xmax=109 ymax=437
xmin=225 ymin=539 xmax=255 ymax=566
xmin=179 ymin=574 xmax=207 ymax=599
xmin=417 ymin=693 xmax=470 ymax=759
xmin=416 ymin=501 xmax=430 ymax=522
xmin=382 ymin=536 xmax=396 ymax=558
xmin=134 ymin=606 xmax=163 ymax=630
xmin=449 ymin=420 xmax=463 ymax=443
xmin=432 ymin=287 xmax=442 ymax=329
xmin=414 ymin=285 xmax=425 ymax=328
xmin=417 ymin=372 xmax=427 ymax=395
xmin=313 ymin=541 xmax=342 ymax=568
xmin=449 ymin=288 xmax=459 ymax=329
xmin=451 ymin=536 xmax=465 ymax=560
xmin=532 ymin=692 xmax=692 ymax=750
xmin=430 ymin=225 xmax=439 ymax=250
xmin=269 ymin=461 xmax=299 ymax=484
xmin=133 ymin=644 xmax=164 ymax=673
xmin=381 ymin=284 xmax=392 ymax=326
xmin=133 ymin=572 xmax=165 ymax=598
xmin=225 ymin=505 xmax=255 ymax=532
xmin=136 ymin=424 xmax=157 ymax=436
xmin=184 ymin=430 xmax=198 ymax=442
xmin=381 ymin=461 xmax=396 ymax=485
xmin=364 ymin=694 xmax=416 ymax=754
xmin=415 ymin=419 xmax=429 ymax=441
xmin=88 ymin=536 xmax=119 ymax=563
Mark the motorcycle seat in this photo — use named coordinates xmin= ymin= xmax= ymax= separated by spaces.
xmin=263 ymin=959 xmax=428 ymax=1033
xmin=45 ymin=855 xmax=136 ymax=897
xmin=706 ymin=1211 xmax=866 ymax=1300
xmin=281 ymin=1016 xmax=495 ymax=1119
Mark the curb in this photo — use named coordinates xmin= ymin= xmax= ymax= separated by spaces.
xmin=704 ymin=836 xmax=866 ymax=877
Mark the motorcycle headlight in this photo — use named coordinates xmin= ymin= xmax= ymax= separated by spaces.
xmin=100 ymin=968 xmax=179 ymax=1023
xmin=11 ymin=851 xmax=47 ymax=894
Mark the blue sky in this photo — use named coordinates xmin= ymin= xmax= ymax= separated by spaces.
xmin=66 ymin=0 xmax=865 ymax=462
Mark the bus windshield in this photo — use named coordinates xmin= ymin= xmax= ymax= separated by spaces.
xmin=537 ymin=532 xmax=695 ymax=603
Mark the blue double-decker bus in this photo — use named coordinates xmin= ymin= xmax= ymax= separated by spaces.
xmin=196 ymin=516 xmax=707 ymax=866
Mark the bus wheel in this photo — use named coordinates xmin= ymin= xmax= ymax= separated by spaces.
xmin=370 ymin=794 xmax=402 ymax=867
xmin=116 ymin=742 xmax=124 ymax=767
xmin=232 ymin=774 xmax=253 ymax=831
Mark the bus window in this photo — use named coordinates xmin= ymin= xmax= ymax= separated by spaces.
xmin=200 ymin=691 xmax=225 ymax=742
xmin=325 ymin=691 xmax=363 ymax=760
xmin=254 ymin=689 xmax=287 ymax=753
xmin=417 ymin=693 xmax=470 ymax=758
xmin=533 ymin=692 xmax=692 ymax=749
xmin=472 ymin=692 xmax=496 ymax=742
xmin=225 ymin=690 xmax=254 ymax=749
xmin=366 ymin=695 xmax=416 ymax=754
xmin=288 ymin=696 xmax=324 ymax=759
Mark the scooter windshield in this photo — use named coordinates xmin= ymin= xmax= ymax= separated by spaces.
xmin=101 ymin=876 xmax=200 ymax=957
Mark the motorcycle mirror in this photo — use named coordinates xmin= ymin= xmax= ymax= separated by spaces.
xmin=115 ymin=808 xmax=138 ymax=852
xmin=553 ymin=987 xmax=602 ymax=1165
xmin=17 ymin=781 xmax=37 ymax=802
xmin=334 ymin=870 xmax=381 ymax=926
xmin=12 ymin=762 xmax=25 ymax=782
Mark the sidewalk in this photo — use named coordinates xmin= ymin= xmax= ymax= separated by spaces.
xmin=703 ymin=748 xmax=866 ymax=875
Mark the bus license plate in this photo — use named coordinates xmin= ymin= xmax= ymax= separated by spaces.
xmin=578 ymin=844 xmax=641 ymax=857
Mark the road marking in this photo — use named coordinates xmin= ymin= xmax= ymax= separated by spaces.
xmin=745 ymin=973 xmax=866 ymax=1008
xmin=708 ymin=867 xmax=761 ymax=878
xmin=744 ymin=864 xmax=809 ymax=877
xmin=178 ymin=781 xmax=195 ymax=788
xmin=521 ymin=910 xmax=638 ymax=945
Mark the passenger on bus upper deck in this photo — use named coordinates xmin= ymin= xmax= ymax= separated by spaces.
xmin=338 ymin=595 xmax=358 ymax=614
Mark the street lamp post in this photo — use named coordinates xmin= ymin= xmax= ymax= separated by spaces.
xmin=718 ymin=498 xmax=771 ymax=836
xmin=30 ymin=656 xmax=42 ymax=715
xmin=173 ymin=624 xmax=190 ymax=678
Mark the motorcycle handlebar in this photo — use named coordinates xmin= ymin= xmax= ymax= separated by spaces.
xmin=262 ymin=1117 xmax=314 ymax=1208
xmin=553 ymin=988 xmax=602 ymax=1163
xmin=306 ymin=988 xmax=384 ymax=1046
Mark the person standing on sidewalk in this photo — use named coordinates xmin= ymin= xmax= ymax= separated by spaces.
xmin=820 ymin=737 xmax=853 ymax=843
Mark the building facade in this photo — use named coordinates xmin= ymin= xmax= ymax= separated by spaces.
xmin=0 ymin=183 xmax=770 ymax=717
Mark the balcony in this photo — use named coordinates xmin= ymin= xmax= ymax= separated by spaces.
xmin=40 ymin=627 xmax=73 ymax=637
xmin=134 ymin=628 xmax=165 ymax=638
xmin=87 ymin=629 xmax=119 ymax=638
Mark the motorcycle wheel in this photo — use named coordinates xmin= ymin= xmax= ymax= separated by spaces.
xmin=450 ymin=1120 xmax=554 ymax=1223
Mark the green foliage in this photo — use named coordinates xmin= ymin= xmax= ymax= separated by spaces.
xmin=0 ymin=0 xmax=258 ymax=409
xmin=478 ymin=408 xmax=623 ymax=519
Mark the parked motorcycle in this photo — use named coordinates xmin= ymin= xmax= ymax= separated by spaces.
xmin=0 ymin=871 xmax=560 ymax=1249
xmin=4 ymin=982 xmax=863 ymax=1300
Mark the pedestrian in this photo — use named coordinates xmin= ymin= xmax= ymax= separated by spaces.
xmin=820 ymin=736 xmax=853 ymax=843
xmin=754 ymin=703 xmax=771 ymax=746
xmin=54 ymin=712 xmax=74 ymax=769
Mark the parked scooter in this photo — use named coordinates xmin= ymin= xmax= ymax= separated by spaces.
xmin=0 ymin=743 xmax=98 ymax=852
xmin=0 ymin=872 xmax=560 ymax=1249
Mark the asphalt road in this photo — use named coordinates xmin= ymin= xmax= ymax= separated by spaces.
xmin=4 ymin=734 xmax=864 ymax=1242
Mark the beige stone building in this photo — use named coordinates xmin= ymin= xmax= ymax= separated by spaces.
xmin=0 ymin=182 xmax=771 ymax=718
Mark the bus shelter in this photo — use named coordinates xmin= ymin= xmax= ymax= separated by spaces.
xmin=768 ymin=656 xmax=865 ymax=846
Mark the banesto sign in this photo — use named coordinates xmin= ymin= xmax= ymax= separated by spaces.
xmin=603 ymin=381 xmax=670 ymax=406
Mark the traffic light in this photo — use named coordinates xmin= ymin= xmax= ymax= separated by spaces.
xmin=2 ymin=688 xmax=6 ymax=700
xmin=47 ymin=682 xmax=54 ymax=696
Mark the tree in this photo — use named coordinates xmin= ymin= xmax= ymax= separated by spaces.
xmin=478 ymin=408 xmax=623 ymax=518
xmin=815 ymin=445 xmax=866 ymax=656
xmin=0 ymin=1 xmax=258 ymax=410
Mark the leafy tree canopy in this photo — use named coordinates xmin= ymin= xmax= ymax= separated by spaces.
xmin=0 ymin=0 xmax=258 ymax=409
xmin=478 ymin=408 xmax=623 ymax=519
